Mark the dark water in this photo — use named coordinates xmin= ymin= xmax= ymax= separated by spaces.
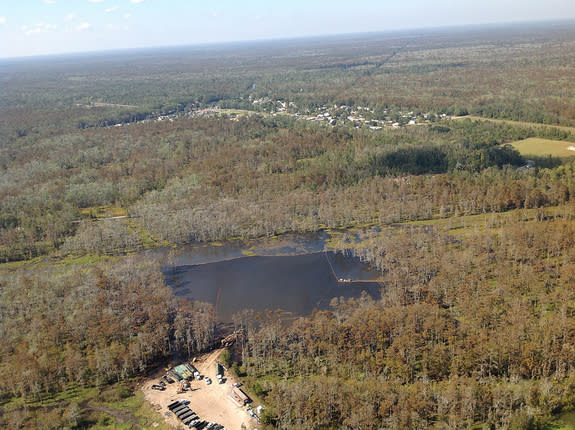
xmin=163 ymin=235 xmax=381 ymax=322
xmin=164 ymin=232 xmax=328 ymax=266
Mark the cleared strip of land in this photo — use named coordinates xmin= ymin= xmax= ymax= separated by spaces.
xmin=454 ymin=115 xmax=575 ymax=135
xmin=90 ymin=102 xmax=139 ymax=108
xmin=509 ymin=137 xmax=575 ymax=158
xmin=142 ymin=349 xmax=258 ymax=430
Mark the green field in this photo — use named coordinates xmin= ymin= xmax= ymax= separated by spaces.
xmin=509 ymin=137 xmax=575 ymax=158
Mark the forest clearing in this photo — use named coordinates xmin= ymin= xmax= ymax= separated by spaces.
xmin=509 ymin=137 xmax=575 ymax=158
xmin=142 ymin=349 xmax=258 ymax=430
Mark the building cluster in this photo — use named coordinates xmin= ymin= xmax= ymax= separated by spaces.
xmin=106 ymin=96 xmax=447 ymax=131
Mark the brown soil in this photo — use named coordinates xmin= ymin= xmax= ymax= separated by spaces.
xmin=141 ymin=349 xmax=258 ymax=430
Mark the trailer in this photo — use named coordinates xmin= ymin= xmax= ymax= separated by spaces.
xmin=176 ymin=407 xmax=191 ymax=417
xmin=179 ymin=410 xmax=195 ymax=420
xmin=183 ymin=415 xmax=198 ymax=426
xmin=229 ymin=387 xmax=250 ymax=405
xmin=169 ymin=403 xmax=184 ymax=412
xmin=172 ymin=405 xmax=188 ymax=415
xmin=174 ymin=364 xmax=194 ymax=380
xmin=167 ymin=401 xmax=181 ymax=410
xmin=168 ymin=370 xmax=183 ymax=381
xmin=187 ymin=418 xmax=200 ymax=428
xmin=185 ymin=362 xmax=198 ymax=374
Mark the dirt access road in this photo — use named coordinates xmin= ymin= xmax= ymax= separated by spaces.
xmin=142 ymin=349 xmax=258 ymax=430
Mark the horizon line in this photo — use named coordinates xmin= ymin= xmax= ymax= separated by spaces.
xmin=1 ymin=17 xmax=574 ymax=62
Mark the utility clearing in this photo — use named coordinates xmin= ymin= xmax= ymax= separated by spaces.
xmin=455 ymin=115 xmax=575 ymax=135
xmin=141 ymin=349 xmax=258 ymax=430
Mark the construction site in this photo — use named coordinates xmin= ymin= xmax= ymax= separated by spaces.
xmin=142 ymin=349 xmax=260 ymax=430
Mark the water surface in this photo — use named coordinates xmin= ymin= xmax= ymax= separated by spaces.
xmin=163 ymin=234 xmax=381 ymax=322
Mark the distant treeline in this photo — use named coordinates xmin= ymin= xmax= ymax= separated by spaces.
xmin=2 ymin=21 xmax=575 ymax=147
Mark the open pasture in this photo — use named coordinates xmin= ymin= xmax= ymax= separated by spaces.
xmin=509 ymin=137 xmax=575 ymax=158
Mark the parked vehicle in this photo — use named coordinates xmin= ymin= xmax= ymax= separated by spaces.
xmin=183 ymin=415 xmax=197 ymax=426
xmin=172 ymin=405 xmax=188 ymax=415
xmin=187 ymin=418 xmax=200 ymax=428
xmin=167 ymin=401 xmax=181 ymax=410
xmin=178 ymin=409 xmax=194 ymax=419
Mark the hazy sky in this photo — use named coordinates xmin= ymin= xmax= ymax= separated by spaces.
xmin=1 ymin=0 xmax=575 ymax=58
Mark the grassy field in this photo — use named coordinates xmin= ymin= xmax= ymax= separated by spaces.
xmin=509 ymin=137 xmax=575 ymax=158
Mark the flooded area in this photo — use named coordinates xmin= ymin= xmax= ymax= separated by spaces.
xmin=162 ymin=233 xmax=382 ymax=322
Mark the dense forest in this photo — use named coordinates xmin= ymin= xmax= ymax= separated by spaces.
xmin=235 ymin=210 xmax=575 ymax=428
xmin=1 ymin=21 xmax=575 ymax=429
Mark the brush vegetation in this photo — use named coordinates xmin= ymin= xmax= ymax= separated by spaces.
xmin=2 ymin=21 xmax=575 ymax=429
